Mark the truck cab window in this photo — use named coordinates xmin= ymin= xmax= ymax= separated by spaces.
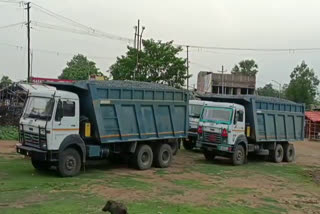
xmin=237 ymin=110 xmax=244 ymax=122
xmin=55 ymin=100 xmax=75 ymax=121
xmin=63 ymin=101 xmax=75 ymax=117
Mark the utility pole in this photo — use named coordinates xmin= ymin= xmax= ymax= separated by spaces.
xmin=218 ymin=66 xmax=225 ymax=94
xmin=133 ymin=26 xmax=137 ymax=49
xmin=26 ymin=2 xmax=31 ymax=82
xmin=187 ymin=45 xmax=189 ymax=90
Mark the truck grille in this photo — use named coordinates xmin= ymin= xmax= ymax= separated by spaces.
xmin=203 ymin=131 xmax=221 ymax=143
xmin=23 ymin=131 xmax=46 ymax=148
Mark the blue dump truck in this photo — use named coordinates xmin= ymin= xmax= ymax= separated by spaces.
xmin=16 ymin=81 xmax=188 ymax=176
xmin=196 ymin=95 xmax=305 ymax=165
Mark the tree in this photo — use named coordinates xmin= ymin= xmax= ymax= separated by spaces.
xmin=285 ymin=61 xmax=319 ymax=107
xmin=256 ymin=83 xmax=279 ymax=97
xmin=59 ymin=54 xmax=102 ymax=80
xmin=0 ymin=76 xmax=12 ymax=89
xmin=110 ymin=39 xmax=189 ymax=88
xmin=231 ymin=59 xmax=258 ymax=76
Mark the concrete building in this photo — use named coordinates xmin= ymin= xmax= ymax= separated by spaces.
xmin=197 ymin=71 xmax=256 ymax=95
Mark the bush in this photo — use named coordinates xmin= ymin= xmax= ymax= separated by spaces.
xmin=0 ymin=126 xmax=19 ymax=140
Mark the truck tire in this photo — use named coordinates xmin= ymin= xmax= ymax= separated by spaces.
xmin=170 ymin=141 xmax=179 ymax=156
xmin=232 ymin=144 xmax=246 ymax=166
xmin=58 ymin=148 xmax=81 ymax=177
xmin=203 ymin=150 xmax=215 ymax=161
xmin=133 ymin=144 xmax=153 ymax=170
xmin=31 ymin=159 xmax=50 ymax=171
xmin=271 ymin=144 xmax=284 ymax=163
xmin=183 ymin=140 xmax=195 ymax=151
xmin=154 ymin=144 xmax=173 ymax=168
xmin=283 ymin=143 xmax=295 ymax=162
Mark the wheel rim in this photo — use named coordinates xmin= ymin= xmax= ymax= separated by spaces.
xmin=236 ymin=150 xmax=243 ymax=161
xmin=276 ymin=148 xmax=282 ymax=159
xmin=162 ymin=150 xmax=170 ymax=163
xmin=141 ymin=151 xmax=150 ymax=165
xmin=65 ymin=156 xmax=76 ymax=171
xmin=288 ymin=148 xmax=293 ymax=158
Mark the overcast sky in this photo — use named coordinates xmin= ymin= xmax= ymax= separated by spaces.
xmin=1 ymin=0 xmax=320 ymax=88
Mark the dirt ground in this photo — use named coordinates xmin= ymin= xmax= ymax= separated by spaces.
xmin=1 ymin=140 xmax=320 ymax=214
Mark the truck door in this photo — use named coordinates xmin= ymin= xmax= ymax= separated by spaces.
xmin=52 ymin=99 xmax=79 ymax=150
xmin=234 ymin=109 xmax=245 ymax=130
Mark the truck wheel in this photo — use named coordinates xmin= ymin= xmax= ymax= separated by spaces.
xmin=272 ymin=144 xmax=284 ymax=163
xmin=154 ymin=144 xmax=173 ymax=168
xmin=133 ymin=144 xmax=153 ymax=170
xmin=31 ymin=159 xmax=50 ymax=171
xmin=203 ymin=150 xmax=215 ymax=161
xmin=283 ymin=144 xmax=295 ymax=162
xmin=58 ymin=148 xmax=81 ymax=177
xmin=232 ymin=145 xmax=245 ymax=166
xmin=170 ymin=141 xmax=179 ymax=156
xmin=183 ymin=141 xmax=195 ymax=151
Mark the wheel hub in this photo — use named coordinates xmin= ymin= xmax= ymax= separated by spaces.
xmin=162 ymin=151 xmax=169 ymax=163
xmin=141 ymin=152 xmax=149 ymax=164
xmin=65 ymin=156 xmax=76 ymax=170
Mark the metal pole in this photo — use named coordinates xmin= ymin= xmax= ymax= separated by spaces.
xmin=140 ymin=26 xmax=145 ymax=51
xmin=133 ymin=26 xmax=137 ymax=49
xmin=26 ymin=2 xmax=31 ymax=83
xmin=187 ymin=46 xmax=189 ymax=90
xmin=135 ymin=19 xmax=140 ymax=80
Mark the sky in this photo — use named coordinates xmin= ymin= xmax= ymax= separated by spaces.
xmin=0 ymin=0 xmax=320 ymax=89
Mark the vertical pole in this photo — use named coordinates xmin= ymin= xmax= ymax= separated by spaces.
xmin=221 ymin=66 xmax=224 ymax=94
xmin=26 ymin=2 xmax=31 ymax=83
xmin=135 ymin=19 xmax=140 ymax=80
xmin=187 ymin=45 xmax=189 ymax=90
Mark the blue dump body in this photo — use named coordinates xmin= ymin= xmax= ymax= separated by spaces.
xmin=198 ymin=94 xmax=305 ymax=143
xmin=50 ymin=80 xmax=189 ymax=144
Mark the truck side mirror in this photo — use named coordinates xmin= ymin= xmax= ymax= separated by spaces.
xmin=55 ymin=100 xmax=63 ymax=121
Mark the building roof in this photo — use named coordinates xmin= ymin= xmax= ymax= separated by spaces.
xmin=305 ymin=111 xmax=320 ymax=122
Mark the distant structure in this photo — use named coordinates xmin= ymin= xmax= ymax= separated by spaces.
xmin=197 ymin=71 xmax=256 ymax=95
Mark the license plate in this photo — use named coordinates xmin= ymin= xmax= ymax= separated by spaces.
xmin=218 ymin=145 xmax=229 ymax=151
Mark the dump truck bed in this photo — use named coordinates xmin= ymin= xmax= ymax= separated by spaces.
xmin=49 ymin=80 xmax=189 ymax=144
xmin=198 ymin=94 xmax=305 ymax=142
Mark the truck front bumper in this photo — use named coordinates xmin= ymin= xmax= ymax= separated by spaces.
xmin=16 ymin=144 xmax=48 ymax=161
xmin=197 ymin=141 xmax=234 ymax=154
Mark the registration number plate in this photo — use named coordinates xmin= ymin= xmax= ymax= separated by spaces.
xmin=218 ymin=145 xmax=229 ymax=151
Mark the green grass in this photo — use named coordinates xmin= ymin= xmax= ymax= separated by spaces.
xmin=0 ymin=126 xmax=18 ymax=141
xmin=172 ymin=179 xmax=210 ymax=189
xmin=128 ymin=201 xmax=286 ymax=214
xmin=108 ymin=176 xmax=152 ymax=190
xmin=0 ymin=148 xmax=317 ymax=214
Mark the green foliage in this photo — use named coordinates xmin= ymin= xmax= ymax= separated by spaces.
xmin=257 ymin=83 xmax=280 ymax=97
xmin=285 ymin=61 xmax=320 ymax=107
xmin=0 ymin=126 xmax=18 ymax=140
xmin=0 ymin=76 xmax=12 ymax=89
xmin=58 ymin=54 xmax=102 ymax=80
xmin=232 ymin=59 xmax=259 ymax=76
xmin=110 ymin=39 xmax=189 ymax=88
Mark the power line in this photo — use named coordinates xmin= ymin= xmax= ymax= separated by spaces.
xmin=0 ymin=42 xmax=116 ymax=60
xmin=31 ymin=3 xmax=133 ymax=43
xmin=0 ymin=0 xmax=23 ymax=4
xmin=0 ymin=22 xmax=25 ymax=30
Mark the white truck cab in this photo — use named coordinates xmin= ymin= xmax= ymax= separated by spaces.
xmin=17 ymin=85 xmax=84 ymax=176
xmin=197 ymin=102 xmax=247 ymax=165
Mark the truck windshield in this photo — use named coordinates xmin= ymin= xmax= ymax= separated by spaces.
xmin=201 ymin=107 xmax=233 ymax=124
xmin=189 ymin=104 xmax=203 ymax=118
xmin=24 ymin=97 xmax=55 ymax=120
